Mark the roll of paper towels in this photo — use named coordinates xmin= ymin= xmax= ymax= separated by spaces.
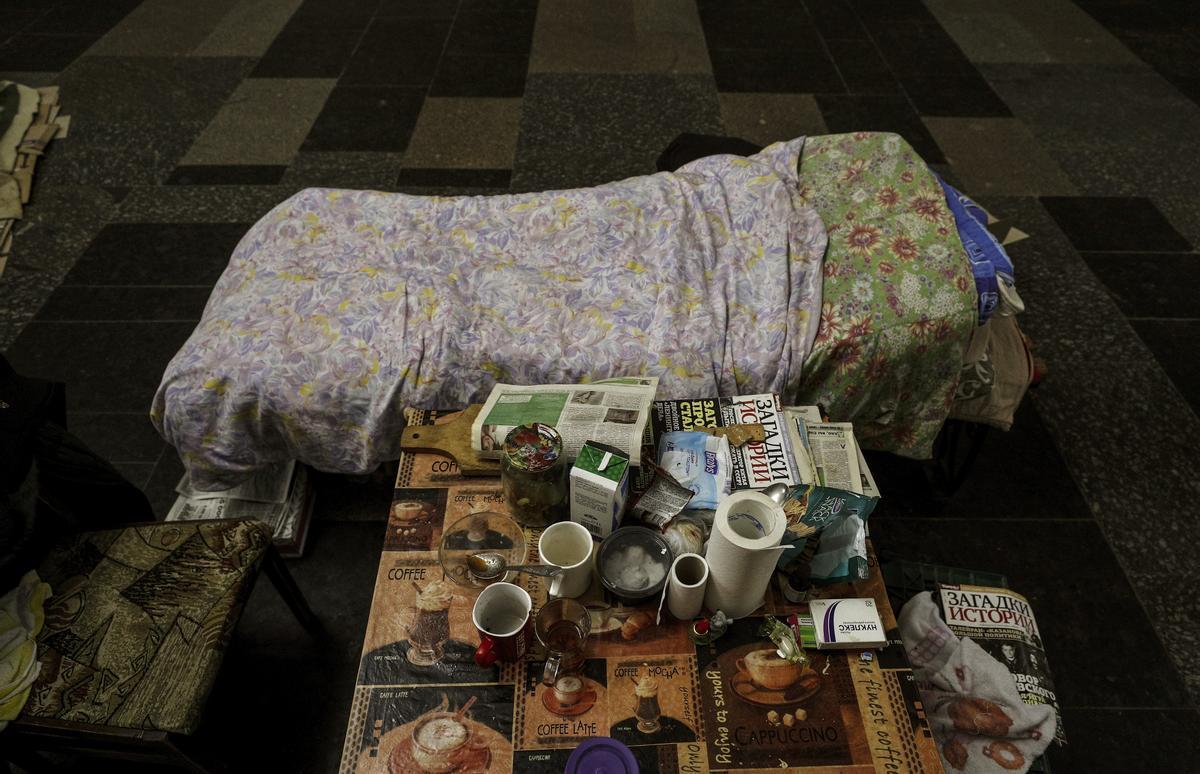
xmin=703 ymin=491 xmax=787 ymax=619
xmin=666 ymin=553 xmax=709 ymax=621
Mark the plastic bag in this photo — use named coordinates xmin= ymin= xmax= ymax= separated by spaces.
xmin=658 ymin=431 xmax=731 ymax=511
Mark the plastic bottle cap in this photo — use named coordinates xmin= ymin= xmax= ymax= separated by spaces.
xmin=564 ymin=739 xmax=639 ymax=774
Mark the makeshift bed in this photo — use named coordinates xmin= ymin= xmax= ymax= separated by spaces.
xmin=153 ymin=133 xmax=1015 ymax=491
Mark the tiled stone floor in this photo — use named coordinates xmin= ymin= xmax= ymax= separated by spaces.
xmin=3 ymin=1 xmax=1200 ymax=771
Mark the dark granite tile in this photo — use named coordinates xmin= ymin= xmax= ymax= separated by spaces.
xmin=283 ymin=151 xmax=405 ymax=190
xmin=446 ymin=8 xmax=537 ymax=55
xmin=1130 ymin=569 xmax=1200 ymax=705
xmin=301 ymin=85 xmax=426 ymax=152
xmin=5 ymin=321 xmax=197 ymax=413
xmin=38 ymin=119 xmax=207 ymax=187
xmin=822 ymin=36 xmax=902 ymax=94
xmin=0 ymin=33 xmax=97 ymax=72
xmin=165 ymin=165 xmax=289 ymax=185
xmin=709 ymin=48 xmax=843 ymax=93
xmin=867 ymin=402 xmax=1093 ymax=520
xmin=0 ymin=185 xmax=119 ymax=350
xmin=461 ymin=0 xmax=537 ymax=8
xmin=982 ymin=63 xmax=1200 ymax=196
xmin=1080 ymin=252 xmax=1200 ymax=319
xmin=512 ymin=73 xmax=721 ymax=191
xmin=1040 ymin=196 xmax=1193 ymax=252
xmin=111 ymin=461 xmax=156 ymax=490
xmin=26 ymin=0 xmax=142 ymax=35
xmin=868 ymin=21 xmax=975 ymax=77
xmin=341 ymin=17 xmax=451 ymax=86
xmin=900 ymin=73 xmax=1012 ymax=117
xmin=36 ymin=286 xmax=213 ymax=322
xmin=697 ymin=1 xmax=823 ymax=51
xmin=845 ymin=0 xmax=937 ymax=25
xmin=56 ymin=56 xmax=255 ymax=124
xmin=143 ymin=449 xmax=185 ymax=518
xmin=397 ymin=167 xmax=511 ymax=188
xmin=1130 ymin=320 xmax=1200 ymax=412
xmin=287 ymin=0 xmax=380 ymax=30
xmin=814 ymin=93 xmax=945 ymax=162
xmin=196 ymin=520 xmax=385 ymax=773
xmin=872 ymin=518 xmax=1191 ymax=709
xmin=251 ymin=24 xmax=363 ymax=78
xmin=68 ymin=413 xmax=166 ymax=465
xmin=0 ymin=8 xmax=49 ymax=39
xmin=802 ymin=0 xmax=870 ymax=41
xmin=377 ymin=0 xmax=461 ymax=18
xmin=112 ymin=185 xmax=298 ymax=224
xmin=429 ymin=53 xmax=529 ymax=98
xmin=1044 ymin=709 xmax=1200 ymax=773
xmin=64 ymin=223 xmax=249 ymax=286
xmin=976 ymin=196 xmax=1200 ymax=596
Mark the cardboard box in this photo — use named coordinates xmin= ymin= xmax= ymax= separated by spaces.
xmin=570 ymin=441 xmax=629 ymax=539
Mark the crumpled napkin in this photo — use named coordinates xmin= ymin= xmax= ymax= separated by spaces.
xmin=899 ymin=592 xmax=1055 ymax=773
xmin=0 ymin=570 xmax=52 ymax=730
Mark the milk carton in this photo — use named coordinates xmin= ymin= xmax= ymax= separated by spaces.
xmin=570 ymin=441 xmax=629 ymax=539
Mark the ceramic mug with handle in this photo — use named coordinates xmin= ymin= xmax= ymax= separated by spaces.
xmin=472 ymin=582 xmax=532 ymax=666
xmin=538 ymin=521 xmax=594 ymax=598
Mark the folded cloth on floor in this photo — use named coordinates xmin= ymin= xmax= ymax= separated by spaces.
xmin=899 ymin=592 xmax=1055 ymax=773
xmin=154 ymin=138 xmax=827 ymax=490
xmin=934 ymin=175 xmax=1019 ymax=326
xmin=0 ymin=570 xmax=52 ymax=730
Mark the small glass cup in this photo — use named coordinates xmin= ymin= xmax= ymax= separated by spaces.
xmin=535 ymin=597 xmax=591 ymax=687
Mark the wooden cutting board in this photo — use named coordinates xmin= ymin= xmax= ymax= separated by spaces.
xmin=399 ymin=404 xmax=501 ymax=476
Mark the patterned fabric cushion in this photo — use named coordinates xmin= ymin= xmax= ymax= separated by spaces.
xmin=22 ymin=519 xmax=271 ymax=734
xmin=795 ymin=132 xmax=977 ymax=458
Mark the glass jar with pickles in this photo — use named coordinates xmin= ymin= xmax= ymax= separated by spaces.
xmin=501 ymin=423 xmax=568 ymax=527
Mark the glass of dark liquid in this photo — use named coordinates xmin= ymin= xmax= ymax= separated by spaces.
xmin=535 ymin=598 xmax=591 ymax=686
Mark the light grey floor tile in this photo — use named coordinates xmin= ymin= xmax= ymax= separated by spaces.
xmin=192 ymin=0 xmax=303 ymax=57
xmin=529 ymin=0 xmax=711 ymax=75
xmin=182 ymin=78 xmax=335 ymax=166
xmin=923 ymin=117 xmax=1077 ymax=196
xmin=405 ymin=98 xmax=522 ymax=169
xmin=719 ymin=93 xmax=827 ymax=147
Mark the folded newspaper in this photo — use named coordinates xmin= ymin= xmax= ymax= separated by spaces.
xmin=782 ymin=407 xmax=879 ymax=497
xmin=168 ymin=461 xmax=313 ymax=557
xmin=937 ymin=583 xmax=1066 ymax=745
xmin=471 ymin=377 xmax=658 ymax=464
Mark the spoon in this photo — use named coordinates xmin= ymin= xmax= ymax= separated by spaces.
xmin=467 ymin=552 xmax=563 ymax=581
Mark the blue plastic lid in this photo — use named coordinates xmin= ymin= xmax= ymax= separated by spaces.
xmin=564 ymin=739 xmax=639 ymax=774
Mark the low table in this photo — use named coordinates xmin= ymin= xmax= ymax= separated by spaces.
xmin=339 ymin=409 xmax=944 ymax=773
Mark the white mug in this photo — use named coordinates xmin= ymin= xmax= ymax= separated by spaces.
xmin=538 ymin=521 xmax=595 ymax=598
xmin=666 ymin=553 xmax=709 ymax=621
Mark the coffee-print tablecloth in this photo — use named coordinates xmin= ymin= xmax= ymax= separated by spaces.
xmin=339 ymin=409 xmax=944 ymax=773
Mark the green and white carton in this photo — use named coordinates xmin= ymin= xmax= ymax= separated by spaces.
xmin=570 ymin=441 xmax=630 ymax=539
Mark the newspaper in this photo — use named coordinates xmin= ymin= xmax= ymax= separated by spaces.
xmin=805 ymin=422 xmax=862 ymax=493
xmin=783 ymin=406 xmax=821 ymax=485
xmin=168 ymin=464 xmax=310 ymax=551
xmin=176 ymin=460 xmax=295 ymax=503
xmin=471 ymin=377 xmax=658 ymax=465
xmin=937 ymin=583 xmax=1066 ymax=745
xmin=651 ymin=393 xmax=799 ymax=490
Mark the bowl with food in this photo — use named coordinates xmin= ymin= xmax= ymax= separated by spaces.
xmin=597 ymin=526 xmax=674 ymax=604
